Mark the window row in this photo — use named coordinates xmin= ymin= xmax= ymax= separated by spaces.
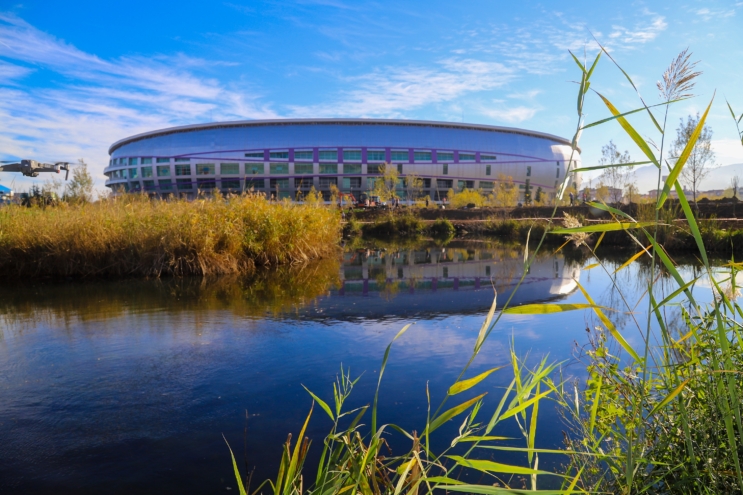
xmin=112 ymin=151 xmax=505 ymax=166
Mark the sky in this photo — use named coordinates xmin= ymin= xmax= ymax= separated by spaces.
xmin=1 ymin=0 xmax=742 ymax=192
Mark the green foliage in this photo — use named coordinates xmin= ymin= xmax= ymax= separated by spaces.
xmin=64 ymin=159 xmax=95 ymax=204
xmin=429 ymin=217 xmax=455 ymax=236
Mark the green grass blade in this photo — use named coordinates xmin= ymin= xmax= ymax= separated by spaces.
xmin=658 ymin=95 xmax=715 ymax=207
xmin=455 ymin=435 xmax=514 ymax=442
xmin=550 ymin=221 xmax=655 ymax=234
xmin=528 ymin=381 xmax=540 ymax=464
xmin=223 ymin=436 xmax=248 ymax=495
xmin=447 ymin=456 xmax=550 ymax=476
xmin=427 ymin=393 xmax=487 ymax=435
xmin=434 ymin=486 xmax=583 ymax=495
xmin=614 ymin=246 xmax=651 ymax=273
xmin=504 ymin=303 xmax=597 ymax=314
xmin=486 ymin=378 xmax=516 ymax=434
xmin=284 ymin=403 xmax=313 ymax=495
xmin=449 ymin=366 xmax=506 ymax=395
xmin=674 ymin=181 xmax=709 ymax=267
xmin=373 ymin=323 xmax=412 ymax=433
xmin=596 ymin=92 xmax=660 ymax=167
xmin=572 ymin=160 xmax=651 ymax=173
xmin=585 ymin=201 xmax=636 ymax=221
xmin=588 ymin=375 xmax=602 ymax=439
xmin=302 ymin=385 xmax=334 ymax=421
xmin=475 ymin=293 xmax=497 ymax=353
xmin=586 ymin=51 xmax=601 ymax=79
xmin=568 ymin=50 xmax=586 ymax=73
xmin=499 ymin=388 xmax=552 ymax=420
xmin=581 ymin=101 xmax=678 ymax=130
xmin=575 ymin=280 xmax=641 ymax=362
xmin=648 ymin=379 xmax=690 ymax=416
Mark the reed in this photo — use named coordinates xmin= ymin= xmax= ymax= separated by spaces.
xmin=226 ymin=46 xmax=743 ymax=495
xmin=0 ymin=192 xmax=340 ymax=279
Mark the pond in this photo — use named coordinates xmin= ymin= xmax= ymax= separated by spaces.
xmin=0 ymin=240 xmax=723 ymax=494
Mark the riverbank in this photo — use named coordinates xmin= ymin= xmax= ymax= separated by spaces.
xmin=0 ymin=194 xmax=341 ymax=279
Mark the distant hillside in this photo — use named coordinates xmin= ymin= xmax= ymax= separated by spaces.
xmin=590 ymin=163 xmax=743 ymax=194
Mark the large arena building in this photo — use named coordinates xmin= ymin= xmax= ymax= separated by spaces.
xmin=105 ymin=119 xmax=581 ymax=202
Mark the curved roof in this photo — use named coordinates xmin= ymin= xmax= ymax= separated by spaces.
xmin=109 ymin=118 xmax=576 ymax=155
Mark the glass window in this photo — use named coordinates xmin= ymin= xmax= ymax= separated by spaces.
xmin=175 ymin=158 xmax=190 ymax=162
xmin=247 ymin=164 xmax=262 ymax=175
xmin=130 ymin=182 xmax=141 ymax=192
xmin=414 ymin=151 xmax=431 ymax=161
xmin=486 ymin=265 xmax=491 ymax=276
xmin=141 ymin=157 xmax=152 ymax=165
xmin=220 ymin=163 xmax=239 ymax=175
xmin=486 ymin=165 xmax=491 ymax=176
xmin=437 ymin=152 xmax=453 ymax=161
xmin=176 ymin=179 xmax=193 ymax=191
xmin=519 ymin=184 xmax=525 ymax=190
xmin=196 ymin=163 xmax=216 ymax=175
xmin=245 ymin=179 xmax=263 ymax=189
xmin=270 ymin=163 xmax=288 ymax=174
xmin=367 ymin=150 xmax=385 ymax=161
xmin=391 ymin=151 xmax=408 ymax=161
xmin=343 ymin=163 xmax=361 ymax=174
xmin=342 ymin=177 xmax=362 ymax=189
xmin=128 ymin=168 xmax=139 ymax=179
xmin=397 ymin=163 xmax=403 ymax=174
xmin=343 ymin=150 xmax=361 ymax=161
xmin=156 ymin=157 xmax=170 ymax=163
xmin=437 ymin=179 xmax=453 ymax=189
xmin=175 ymin=164 xmax=191 ymax=176
xmin=221 ymin=179 xmax=240 ymax=189
xmin=245 ymin=152 xmax=264 ymax=159
xmin=294 ymin=163 xmax=314 ymax=174
xmin=480 ymin=181 xmax=494 ymax=189
xmin=367 ymin=164 xmax=382 ymax=174
xmin=270 ymin=178 xmax=289 ymax=189
xmin=459 ymin=153 xmax=475 ymax=161
xmin=295 ymin=177 xmax=313 ymax=189
xmin=319 ymin=150 xmax=337 ymax=161
xmin=526 ymin=166 xmax=531 ymax=177
xmin=422 ymin=178 xmax=431 ymax=188
xmin=129 ymin=157 xmax=138 ymax=165
xmin=141 ymin=166 xmax=153 ymax=178
xmin=481 ymin=154 xmax=497 ymax=160
xmin=319 ymin=177 xmax=337 ymax=187
xmin=294 ymin=150 xmax=313 ymax=160
xmin=319 ymin=163 xmax=337 ymax=174
xmin=556 ymin=168 xmax=560 ymax=178
xmin=197 ymin=178 xmax=216 ymax=189
xmin=269 ymin=151 xmax=288 ymax=160
xmin=159 ymin=180 xmax=172 ymax=191
xmin=157 ymin=166 xmax=170 ymax=177
xmin=143 ymin=180 xmax=156 ymax=191
xmin=442 ymin=164 xmax=448 ymax=175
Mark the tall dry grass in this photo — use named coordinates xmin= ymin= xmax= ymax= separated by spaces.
xmin=0 ymin=193 xmax=340 ymax=278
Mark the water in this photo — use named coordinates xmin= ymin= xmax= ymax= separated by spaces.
xmin=0 ymin=241 xmax=723 ymax=494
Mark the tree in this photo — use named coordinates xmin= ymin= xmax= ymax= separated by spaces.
xmin=64 ymin=159 xmax=94 ymax=203
xmin=405 ymin=172 xmax=423 ymax=205
xmin=731 ymin=175 xmax=740 ymax=200
xmin=535 ymin=186 xmax=544 ymax=205
xmin=372 ymin=163 xmax=400 ymax=202
xmin=672 ymin=113 xmax=716 ymax=204
xmin=598 ymin=140 xmax=633 ymax=204
xmin=493 ymin=173 xmax=518 ymax=207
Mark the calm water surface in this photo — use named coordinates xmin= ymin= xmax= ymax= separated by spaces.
xmin=0 ymin=241 xmax=720 ymax=494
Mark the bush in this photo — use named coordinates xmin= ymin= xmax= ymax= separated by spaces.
xmin=428 ymin=217 xmax=455 ymax=236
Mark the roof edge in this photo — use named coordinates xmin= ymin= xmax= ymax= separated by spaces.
xmin=109 ymin=118 xmax=578 ymax=155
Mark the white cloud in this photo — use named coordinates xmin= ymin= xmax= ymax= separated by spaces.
xmin=712 ymin=138 xmax=743 ymax=166
xmin=288 ymin=58 xmax=514 ymax=118
xmin=0 ymin=14 xmax=278 ymax=190
xmin=481 ymin=105 xmax=539 ymax=124
xmin=607 ymin=16 xmax=667 ymax=47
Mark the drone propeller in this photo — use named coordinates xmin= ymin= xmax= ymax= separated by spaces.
xmin=55 ymin=162 xmax=72 ymax=180
xmin=0 ymin=160 xmax=19 ymax=163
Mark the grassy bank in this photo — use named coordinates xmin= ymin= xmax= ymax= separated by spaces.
xmin=0 ymin=193 xmax=340 ymax=279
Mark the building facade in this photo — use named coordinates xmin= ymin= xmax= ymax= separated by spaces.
xmin=105 ymin=119 xmax=581 ymax=201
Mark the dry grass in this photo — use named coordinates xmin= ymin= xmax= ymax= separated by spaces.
xmin=0 ymin=192 xmax=341 ymax=279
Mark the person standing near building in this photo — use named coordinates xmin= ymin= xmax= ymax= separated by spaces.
xmin=569 ymin=192 xmax=574 ymax=206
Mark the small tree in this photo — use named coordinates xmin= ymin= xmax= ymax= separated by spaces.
xmin=672 ymin=113 xmax=716 ymax=204
xmin=373 ymin=163 xmax=399 ymax=202
xmin=64 ymin=159 xmax=94 ymax=203
xmin=535 ymin=186 xmax=544 ymax=205
xmin=405 ymin=172 xmax=423 ymax=205
xmin=598 ymin=140 xmax=633 ymax=204
xmin=494 ymin=173 xmax=518 ymax=207
xmin=731 ymin=175 xmax=740 ymax=200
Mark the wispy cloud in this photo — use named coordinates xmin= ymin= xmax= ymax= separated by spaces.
xmin=287 ymin=58 xmax=514 ymax=118
xmin=607 ymin=16 xmax=667 ymax=46
xmin=0 ymin=13 xmax=277 ymax=188
xmin=481 ymin=105 xmax=540 ymax=124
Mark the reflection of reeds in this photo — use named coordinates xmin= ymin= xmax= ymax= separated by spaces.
xmin=0 ymin=193 xmax=340 ymax=279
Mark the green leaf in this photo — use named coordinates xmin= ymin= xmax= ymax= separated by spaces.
xmin=572 ymin=160 xmax=652 ymax=173
xmin=223 ymin=436 xmax=248 ymax=495
xmin=421 ymin=476 xmax=466 ymax=485
xmin=499 ymin=388 xmax=552 ymax=420
xmin=585 ymin=201 xmax=636 ymax=221
xmin=373 ymin=323 xmax=412 ymax=433
xmin=302 ymin=385 xmax=334 ymax=421
xmin=614 ymin=246 xmax=650 ymax=273
xmin=455 ymin=435 xmax=514 ymax=442
xmin=427 ymin=393 xmax=486 ymax=435
xmin=568 ymin=50 xmax=586 ymax=73
xmin=596 ymin=92 xmax=659 ymax=168
xmin=674 ymin=182 xmax=709 ymax=268
xmin=447 ymin=456 xmax=549 ymax=475
xmin=586 ymin=51 xmax=601 ymax=79
xmin=575 ymin=280 xmax=641 ymax=362
xmin=581 ymin=100 xmax=678 ymax=130
xmin=649 ymin=379 xmax=690 ymax=416
xmin=474 ymin=293 xmax=497 ymax=353
xmin=448 ymin=366 xmax=506 ymax=395
xmin=550 ymin=221 xmax=655 ymax=234
xmin=658 ymin=95 xmax=715 ymax=207
xmin=504 ymin=303 xmax=597 ymax=315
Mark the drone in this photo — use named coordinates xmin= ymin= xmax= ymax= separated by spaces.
xmin=0 ymin=160 xmax=73 ymax=179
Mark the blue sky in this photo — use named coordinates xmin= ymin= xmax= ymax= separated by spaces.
xmin=1 ymin=0 xmax=742 ymax=191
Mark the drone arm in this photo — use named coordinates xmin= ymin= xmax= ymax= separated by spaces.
xmin=0 ymin=163 xmax=22 ymax=172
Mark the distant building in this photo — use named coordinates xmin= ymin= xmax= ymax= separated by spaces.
xmin=105 ymin=119 xmax=582 ymax=202
xmin=0 ymin=184 xmax=13 ymax=204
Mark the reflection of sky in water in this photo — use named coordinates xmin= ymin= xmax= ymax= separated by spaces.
xmin=0 ymin=244 xmax=725 ymax=494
